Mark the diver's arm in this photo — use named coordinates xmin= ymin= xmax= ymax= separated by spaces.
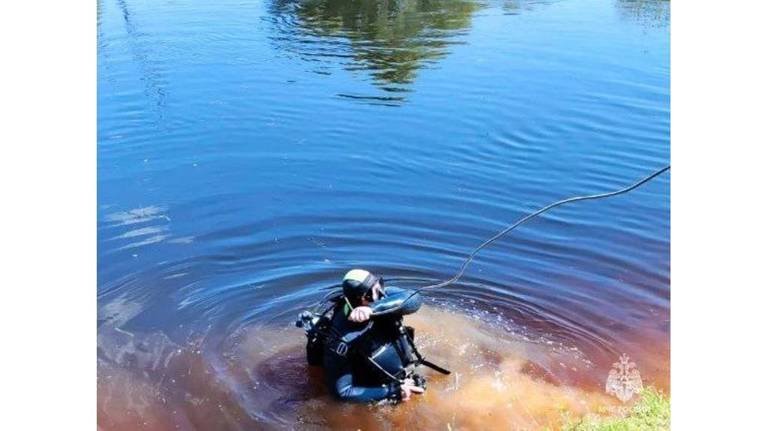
xmin=333 ymin=370 xmax=400 ymax=403
xmin=324 ymin=357 xmax=399 ymax=403
xmin=371 ymin=287 xmax=422 ymax=316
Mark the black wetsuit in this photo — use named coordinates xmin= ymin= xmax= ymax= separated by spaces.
xmin=322 ymin=286 xmax=422 ymax=403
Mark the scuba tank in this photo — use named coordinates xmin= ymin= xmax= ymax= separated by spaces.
xmin=296 ymin=310 xmax=330 ymax=366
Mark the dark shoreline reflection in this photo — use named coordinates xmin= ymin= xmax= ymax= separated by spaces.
xmin=268 ymin=0 xmax=482 ymax=98
xmin=99 ymin=0 xmax=169 ymax=125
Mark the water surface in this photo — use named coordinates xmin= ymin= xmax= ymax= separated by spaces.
xmin=98 ymin=0 xmax=669 ymax=429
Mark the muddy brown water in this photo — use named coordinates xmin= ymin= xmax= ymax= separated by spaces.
xmin=98 ymin=306 xmax=666 ymax=430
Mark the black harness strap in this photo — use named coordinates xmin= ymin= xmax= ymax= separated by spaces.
xmin=399 ymin=321 xmax=452 ymax=375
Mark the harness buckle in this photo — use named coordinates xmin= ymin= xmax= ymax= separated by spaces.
xmin=335 ymin=342 xmax=348 ymax=357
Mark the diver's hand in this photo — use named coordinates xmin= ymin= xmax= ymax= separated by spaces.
xmin=348 ymin=306 xmax=373 ymax=323
xmin=399 ymin=378 xmax=425 ymax=401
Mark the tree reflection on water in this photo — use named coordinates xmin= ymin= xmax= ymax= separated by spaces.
xmin=269 ymin=0 xmax=481 ymax=95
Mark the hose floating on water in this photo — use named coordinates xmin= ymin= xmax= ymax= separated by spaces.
xmin=372 ymin=164 xmax=671 ymax=316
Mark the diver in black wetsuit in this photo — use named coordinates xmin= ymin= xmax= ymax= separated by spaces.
xmin=297 ymin=269 xmax=432 ymax=403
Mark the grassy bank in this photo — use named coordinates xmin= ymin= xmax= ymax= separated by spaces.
xmin=561 ymin=387 xmax=670 ymax=431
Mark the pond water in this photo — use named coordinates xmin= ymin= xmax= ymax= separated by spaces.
xmin=97 ymin=0 xmax=669 ymax=429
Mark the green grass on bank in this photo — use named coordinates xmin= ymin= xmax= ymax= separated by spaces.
xmin=560 ymin=387 xmax=670 ymax=431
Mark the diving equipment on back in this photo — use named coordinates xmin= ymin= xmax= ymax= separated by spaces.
xmin=295 ymin=270 xmax=450 ymax=403
xmin=296 ymin=293 xmax=437 ymax=382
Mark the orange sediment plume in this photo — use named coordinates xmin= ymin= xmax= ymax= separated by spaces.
xmin=99 ymin=305 xmax=659 ymax=430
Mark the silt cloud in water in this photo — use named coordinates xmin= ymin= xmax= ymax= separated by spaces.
xmin=98 ymin=305 xmax=621 ymax=430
